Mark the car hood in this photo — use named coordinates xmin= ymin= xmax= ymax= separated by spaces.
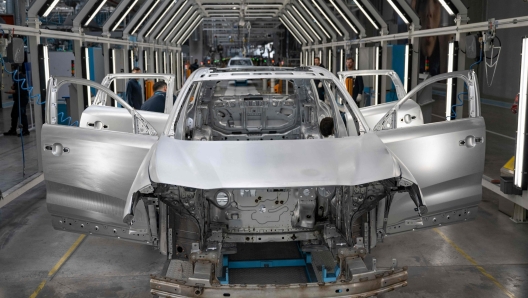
xmin=148 ymin=133 xmax=401 ymax=189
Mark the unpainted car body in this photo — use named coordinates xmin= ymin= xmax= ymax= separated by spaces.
xmin=42 ymin=66 xmax=485 ymax=297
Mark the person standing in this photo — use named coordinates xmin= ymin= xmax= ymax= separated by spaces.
xmin=141 ymin=81 xmax=176 ymax=113
xmin=344 ymin=58 xmax=364 ymax=106
xmin=4 ymin=64 xmax=29 ymax=136
xmin=314 ymin=57 xmax=326 ymax=100
xmin=190 ymin=59 xmax=199 ymax=72
xmin=126 ymin=67 xmax=142 ymax=109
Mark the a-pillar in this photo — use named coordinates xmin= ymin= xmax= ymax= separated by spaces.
xmin=70 ymin=39 xmax=85 ymax=123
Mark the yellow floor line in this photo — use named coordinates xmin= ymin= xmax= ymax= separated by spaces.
xmin=433 ymin=228 xmax=515 ymax=298
xmin=29 ymin=234 xmax=86 ymax=298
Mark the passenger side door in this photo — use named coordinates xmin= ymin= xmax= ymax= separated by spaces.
xmin=374 ymin=71 xmax=485 ymax=234
xmin=42 ymin=77 xmax=158 ymax=244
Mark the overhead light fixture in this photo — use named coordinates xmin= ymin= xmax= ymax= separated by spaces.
xmin=169 ymin=52 xmax=173 ymax=74
xmin=146 ymin=1 xmax=177 ymax=37
xmin=131 ymin=0 xmax=160 ymax=35
xmin=112 ymin=0 xmax=139 ymax=31
xmin=233 ymin=6 xmax=237 ymax=9
xmin=41 ymin=0 xmax=60 ymax=17
xmin=177 ymin=17 xmax=203 ymax=44
xmin=515 ymin=37 xmax=528 ymax=189
xmin=329 ymin=0 xmax=358 ymax=34
xmin=298 ymin=0 xmax=330 ymax=39
xmin=300 ymin=51 xmax=303 ymax=66
xmin=143 ymin=50 xmax=148 ymax=72
xmin=167 ymin=11 xmax=198 ymax=42
xmin=311 ymin=50 xmax=315 ymax=66
xmin=311 ymin=0 xmax=342 ymax=37
xmin=292 ymin=5 xmax=321 ymax=41
xmin=446 ymin=41 xmax=458 ymax=120
xmin=328 ymin=49 xmax=332 ymax=73
xmin=130 ymin=49 xmax=135 ymax=72
xmin=355 ymin=48 xmax=359 ymax=70
xmin=84 ymin=0 xmax=107 ymax=26
xmin=286 ymin=11 xmax=314 ymax=43
xmin=279 ymin=18 xmax=302 ymax=44
xmin=386 ymin=0 xmax=409 ymax=24
xmin=404 ymin=44 xmax=411 ymax=92
xmin=82 ymin=47 xmax=92 ymax=106
xmin=156 ymin=2 xmax=190 ymax=40
xmin=354 ymin=0 xmax=380 ymax=30
xmin=438 ymin=0 xmax=456 ymax=16
xmin=374 ymin=46 xmax=380 ymax=105
xmin=110 ymin=48 xmax=118 ymax=106
xmin=163 ymin=51 xmax=167 ymax=73
xmin=154 ymin=51 xmax=159 ymax=73
xmin=280 ymin=16 xmax=307 ymax=44
xmin=247 ymin=4 xmax=283 ymax=7
xmin=340 ymin=49 xmax=344 ymax=72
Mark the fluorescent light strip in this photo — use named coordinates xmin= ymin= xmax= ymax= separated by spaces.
xmin=154 ymin=51 xmax=159 ymax=73
xmin=438 ymin=0 xmax=455 ymax=16
xmin=292 ymin=5 xmax=321 ymax=41
xmin=155 ymin=1 xmax=188 ymax=39
xmin=328 ymin=49 xmax=332 ymax=72
xmin=43 ymin=46 xmax=50 ymax=84
xmin=144 ymin=50 xmax=148 ymax=72
xmin=298 ymin=0 xmax=330 ymax=39
xmin=131 ymin=0 xmax=160 ymax=34
xmin=287 ymin=11 xmax=314 ymax=43
xmin=130 ymin=49 xmax=134 ymax=70
xmin=515 ymin=37 xmax=528 ymax=188
xmin=167 ymin=11 xmax=198 ymax=42
xmin=311 ymin=51 xmax=314 ymax=65
xmin=246 ymin=16 xmax=274 ymax=18
xmin=300 ymin=52 xmax=303 ymax=66
xmin=111 ymin=49 xmax=117 ymax=106
xmin=446 ymin=41 xmax=455 ymax=120
xmin=374 ymin=46 xmax=380 ymax=105
xmin=84 ymin=48 xmax=92 ymax=106
xmin=404 ymin=44 xmax=410 ymax=91
xmin=340 ymin=49 xmax=343 ymax=72
xmin=386 ymin=0 xmax=409 ymax=24
xmin=163 ymin=52 xmax=167 ymax=73
xmin=305 ymin=50 xmax=309 ymax=66
xmin=146 ymin=1 xmax=176 ymax=37
xmin=247 ymin=4 xmax=283 ymax=7
xmin=329 ymin=0 xmax=358 ymax=34
xmin=112 ymin=0 xmax=139 ymax=31
xmin=311 ymin=0 xmax=342 ymax=37
xmin=353 ymin=0 xmax=379 ymax=30
xmin=177 ymin=18 xmax=203 ymax=44
xmin=355 ymin=48 xmax=359 ymax=70
xmin=281 ymin=16 xmax=307 ymax=44
xmin=280 ymin=18 xmax=302 ymax=44
xmin=170 ymin=52 xmax=173 ymax=73
xmin=84 ymin=0 xmax=107 ymax=26
xmin=42 ymin=0 xmax=60 ymax=17
xmin=162 ymin=6 xmax=193 ymax=41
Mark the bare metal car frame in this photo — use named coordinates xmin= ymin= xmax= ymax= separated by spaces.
xmin=42 ymin=67 xmax=484 ymax=297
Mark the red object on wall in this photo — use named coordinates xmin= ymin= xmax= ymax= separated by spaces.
xmin=0 ymin=15 xmax=15 ymax=25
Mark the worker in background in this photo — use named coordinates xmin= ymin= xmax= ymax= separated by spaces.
xmin=125 ymin=67 xmax=142 ymax=109
xmin=344 ymin=58 xmax=364 ymax=106
xmin=140 ymin=81 xmax=175 ymax=113
xmin=314 ymin=57 xmax=326 ymax=100
xmin=320 ymin=117 xmax=334 ymax=138
xmin=190 ymin=59 xmax=199 ymax=72
xmin=4 ymin=64 xmax=29 ymax=136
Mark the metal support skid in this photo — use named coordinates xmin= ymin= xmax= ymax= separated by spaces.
xmin=151 ymin=238 xmax=407 ymax=298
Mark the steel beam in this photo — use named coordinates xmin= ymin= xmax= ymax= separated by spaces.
xmin=149 ymin=1 xmax=189 ymax=42
xmin=329 ymin=0 xmax=366 ymax=38
xmin=354 ymin=0 xmax=388 ymax=35
xmin=313 ymin=0 xmax=349 ymax=40
xmin=279 ymin=14 xmax=307 ymax=45
xmin=71 ymin=0 xmax=100 ymax=33
xmin=27 ymin=16 xmax=43 ymax=171
xmin=297 ymin=0 xmax=335 ymax=41
xmin=169 ymin=10 xmax=199 ymax=44
xmin=164 ymin=3 xmax=196 ymax=43
xmin=137 ymin=0 xmax=172 ymax=42
xmin=176 ymin=17 xmax=203 ymax=45
xmin=289 ymin=3 xmax=326 ymax=43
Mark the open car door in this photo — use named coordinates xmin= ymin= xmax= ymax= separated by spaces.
xmin=42 ymin=77 xmax=159 ymax=244
xmin=373 ymin=70 xmax=485 ymax=235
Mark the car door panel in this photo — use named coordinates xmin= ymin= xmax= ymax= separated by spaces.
xmin=42 ymin=124 xmax=157 ymax=243
xmin=376 ymin=117 xmax=485 ymax=234
xmin=360 ymin=100 xmax=424 ymax=129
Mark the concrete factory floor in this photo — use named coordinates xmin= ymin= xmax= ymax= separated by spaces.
xmin=0 ymin=184 xmax=527 ymax=297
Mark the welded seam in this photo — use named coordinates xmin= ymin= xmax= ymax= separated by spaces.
xmin=433 ymin=228 xmax=515 ymax=298
xmin=29 ymin=234 xmax=86 ymax=298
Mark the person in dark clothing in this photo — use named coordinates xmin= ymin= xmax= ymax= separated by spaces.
xmin=126 ymin=67 xmax=142 ymax=109
xmin=190 ymin=59 xmax=199 ymax=72
xmin=141 ymin=81 xmax=176 ymax=113
xmin=320 ymin=117 xmax=334 ymax=138
xmin=345 ymin=58 xmax=364 ymax=105
xmin=314 ymin=57 xmax=326 ymax=101
xmin=4 ymin=64 xmax=29 ymax=136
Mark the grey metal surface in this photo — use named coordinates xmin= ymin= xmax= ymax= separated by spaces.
xmin=311 ymin=250 xmax=338 ymax=282
xmin=79 ymin=106 xmax=169 ymax=134
xmin=166 ymin=259 xmax=194 ymax=279
xmin=229 ymin=267 xmax=309 ymax=284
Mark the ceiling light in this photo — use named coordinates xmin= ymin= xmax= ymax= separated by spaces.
xmin=112 ymin=0 xmax=139 ymax=31
xmin=287 ymin=11 xmax=314 ymax=43
xmin=279 ymin=18 xmax=302 ymax=44
xmin=146 ymin=1 xmax=177 ymax=37
xmin=329 ymin=0 xmax=358 ymax=34
xmin=131 ymin=0 xmax=160 ymax=34
xmin=292 ymin=5 xmax=321 ymax=41
xmin=167 ymin=11 xmax=198 ymax=42
xmin=42 ymin=0 xmax=60 ymax=17
xmin=354 ymin=0 xmax=379 ymax=30
xmin=438 ymin=0 xmax=455 ymax=16
xmin=298 ymin=0 xmax=330 ymax=39
xmin=311 ymin=0 xmax=342 ymax=37
xmin=386 ymin=0 xmax=409 ymax=24
xmin=177 ymin=17 xmax=203 ymax=44
xmin=84 ymin=0 xmax=107 ymax=26
xmin=280 ymin=16 xmax=307 ymax=44
xmin=155 ymin=1 xmax=189 ymax=39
